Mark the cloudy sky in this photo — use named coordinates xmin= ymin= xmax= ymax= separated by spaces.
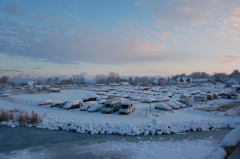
xmin=0 ymin=0 xmax=240 ymax=82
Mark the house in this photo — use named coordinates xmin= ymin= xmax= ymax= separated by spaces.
xmin=120 ymin=82 xmax=130 ymax=86
xmin=228 ymin=78 xmax=240 ymax=85
xmin=28 ymin=81 xmax=34 ymax=87
xmin=192 ymin=78 xmax=209 ymax=83
xmin=176 ymin=77 xmax=192 ymax=83
xmin=110 ymin=83 xmax=119 ymax=86
xmin=231 ymin=85 xmax=240 ymax=93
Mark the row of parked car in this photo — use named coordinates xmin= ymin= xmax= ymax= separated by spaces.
xmin=39 ymin=98 xmax=136 ymax=115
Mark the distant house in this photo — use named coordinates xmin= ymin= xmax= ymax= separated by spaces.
xmin=120 ymin=82 xmax=130 ymax=86
xmin=228 ymin=78 xmax=240 ymax=85
xmin=28 ymin=81 xmax=34 ymax=87
xmin=192 ymin=78 xmax=209 ymax=83
xmin=66 ymin=84 xmax=75 ymax=87
xmin=231 ymin=85 xmax=240 ymax=93
xmin=110 ymin=83 xmax=119 ymax=86
xmin=177 ymin=77 xmax=192 ymax=83
xmin=96 ymin=84 xmax=105 ymax=86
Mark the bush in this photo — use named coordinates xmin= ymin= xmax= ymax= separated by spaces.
xmin=0 ymin=108 xmax=46 ymax=125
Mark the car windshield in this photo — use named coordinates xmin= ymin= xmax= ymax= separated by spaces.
xmin=104 ymin=104 xmax=111 ymax=107
xmin=121 ymin=105 xmax=129 ymax=109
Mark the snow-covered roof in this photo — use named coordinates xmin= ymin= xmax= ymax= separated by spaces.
xmin=228 ymin=78 xmax=240 ymax=84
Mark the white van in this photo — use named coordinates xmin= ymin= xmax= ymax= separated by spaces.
xmin=101 ymin=98 xmax=121 ymax=114
xmin=119 ymin=101 xmax=136 ymax=115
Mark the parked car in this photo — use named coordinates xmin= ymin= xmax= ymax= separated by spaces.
xmin=194 ymin=95 xmax=207 ymax=102
xmin=164 ymin=102 xmax=180 ymax=109
xmin=101 ymin=98 xmax=121 ymax=114
xmin=221 ymin=93 xmax=238 ymax=100
xmin=132 ymin=96 xmax=142 ymax=101
xmin=88 ymin=104 xmax=103 ymax=112
xmin=80 ymin=101 xmax=96 ymax=111
xmin=63 ymin=100 xmax=83 ymax=110
xmin=98 ymin=99 xmax=107 ymax=104
xmin=172 ymin=101 xmax=186 ymax=108
xmin=156 ymin=96 xmax=169 ymax=102
xmin=200 ymin=93 xmax=213 ymax=100
xmin=38 ymin=99 xmax=53 ymax=106
xmin=145 ymin=97 xmax=158 ymax=103
xmin=1 ymin=93 xmax=10 ymax=97
xmin=50 ymin=101 xmax=63 ymax=108
xmin=178 ymin=101 xmax=193 ymax=107
xmin=155 ymin=103 xmax=172 ymax=111
xmin=58 ymin=101 xmax=68 ymax=108
xmin=212 ymin=93 xmax=219 ymax=99
xmin=119 ymin=101 xmax=136 ymax=115
xmin=83 ymin=97 xmax=98 ymax=102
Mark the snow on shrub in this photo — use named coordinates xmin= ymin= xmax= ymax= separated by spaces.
xmin=0 ymin=108 xmax=47 ymax=125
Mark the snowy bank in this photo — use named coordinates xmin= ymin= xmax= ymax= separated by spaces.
xmin=205 ymin=125 xmax=240 ymax=159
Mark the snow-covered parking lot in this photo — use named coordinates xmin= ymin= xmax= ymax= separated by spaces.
xmin=1 ymin=85 xmax=240 ymax=135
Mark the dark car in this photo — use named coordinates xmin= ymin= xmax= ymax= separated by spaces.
xmin=58 ymin=101 xmax=68 ymax=108
xmin=83 ymin=97 xmax=97 ymax=102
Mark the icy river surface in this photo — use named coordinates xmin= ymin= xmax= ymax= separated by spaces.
xmin=0 ymin=126 xmax=233 ymax=159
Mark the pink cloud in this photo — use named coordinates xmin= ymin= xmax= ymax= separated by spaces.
xmin=221 ymin=56 xmax=240 ymax=63
xmin=231 ymin=7 xmax=240 ymax=16
xmin=18 ymin=73 xmax=31 ymax=79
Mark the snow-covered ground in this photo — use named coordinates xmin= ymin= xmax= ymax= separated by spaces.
xmin=0 ymin=85 xmax=239 ymax=158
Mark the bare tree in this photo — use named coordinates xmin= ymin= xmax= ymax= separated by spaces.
xmin=34 ymin=79 xmax=42 ymax=85
xmin=46 ymin=78 xmax=53 ymax=85
xmin=141 ymin=76 xmax=148 ymax=86
xmin=95 ymin=74 xmax=107 ymax=84
xmin=0 ymin=76 xmax=9 ymax=84
xmin=134 ymin=76 xmax=141 ymax=85
xmin=210 ymin=72 xmax=228 ymax=83
xmin=229 ymin=69 xmax=240 ymax=82
xmin=54 ymin=77 xmax=59 ymax=85
xmin=158 ymin=78 xmax=167 ymax=86
xmin=79 ymin=75 xmax=85 ymax=85
xmin=128 ymin=77 xmax=134 ymax=85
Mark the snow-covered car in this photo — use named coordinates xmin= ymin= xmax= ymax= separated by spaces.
xmin=38 ymin=99 xmax=53 ymax=106
xmin=63 ymin=100 xmax=83 ymax=109
xmin=58 ymin=101 xmax=68 ymax=108
xmin=190 ymin=91 xmax=198 ymax=95
xmin=155 ymin=103 xmax=172 ymax=111
xmin=83 ymin=96 xmax=98 ymax=102
xmin=80 ymin=101 xmax=96 ymax=111
xmin=141 ymin=97 xmax=148 ymax=103
xmin=122 ymin=93 xmax=130 ymax=98
xmin=178 ymin=101 xmax=193 ymax=107
xmin=88 ymin=104 xmax=103 ymax=112
xmin=166 ymin=92 xmax=173 ymax=98
xmin=145 ymin=97 xmax=158 ymax=103
xmin=172 ymin=101 xmax=186 ymax=108
xmin=164 ymin=102 xmax=180 ymax=109
xmin=50 ymin=101 xmax=63 ymax=108
xmin=156 ymin=96 xmax=169 ymax=102
xmin=114 ymin=94 xmax=121 ymax=98
xmin=1 ymin=93 xmax=10 ymax=97
xmin=98 ymin=99 xmax=106 ymax=104
xmin=132 ymin=96 xmax=142 ymax=101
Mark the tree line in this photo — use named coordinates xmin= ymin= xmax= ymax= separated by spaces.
xmin=0 ymin=69 xmax=239 ymax=86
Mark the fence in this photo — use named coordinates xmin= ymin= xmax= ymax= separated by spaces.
xmin=0 ymin=97 xmax=40 ymax=106
xmin=136 ymin=108 xmax=162 ymax=116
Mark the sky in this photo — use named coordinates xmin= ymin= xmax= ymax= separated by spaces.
xmin=0 ymin=0 xmax=240 ymax=83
